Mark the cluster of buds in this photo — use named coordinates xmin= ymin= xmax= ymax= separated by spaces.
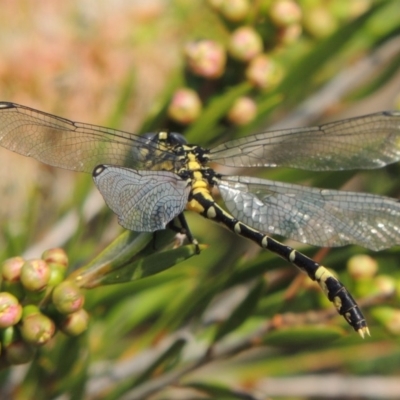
xmin=167 ymin=0 xmax=306 ymax=127
xmin=0 ymin=248 xmax=88 ymax=365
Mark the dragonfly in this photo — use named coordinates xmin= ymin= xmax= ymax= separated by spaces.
xmin=1 ymin=102 xmax=400 ymax=337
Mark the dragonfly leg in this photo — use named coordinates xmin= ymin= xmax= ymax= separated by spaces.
xmin=167 ymin=214 xmax=200 ymax=253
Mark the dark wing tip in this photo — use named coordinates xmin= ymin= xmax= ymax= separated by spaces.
xmin=0 ymin=102 xmax=16 ymax=109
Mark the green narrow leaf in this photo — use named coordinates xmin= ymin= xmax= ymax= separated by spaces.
xmin=103 ymin=337 xmax=187 ymax=400
xmin=53 ymin=336 xmax=90 ymax=400
xmin=133 ymin=337 xmax=187 ymax=385
xmin=187 ymin=381 xmax=253 ymax=399
xmin=69 ymin=230 xmax=153 ymax=288
xmin=98 ymin=243 xmax=203 ymax=285
xmin=265 ymin=326 xmax=345 ymax=347
xmin=70 ymin=229 xmax=202 ymax=287
xmin=213 ymin=279 xmax=265 ymax=343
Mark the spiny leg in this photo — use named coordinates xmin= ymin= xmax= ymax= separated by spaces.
xmin=168 ymin=213 xmax=200 ymax=253
xmin=192 ymin=192 xmax=370 ymax=338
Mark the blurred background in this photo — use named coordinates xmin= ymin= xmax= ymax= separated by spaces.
xmin=0 ymin=0 xmax=400 ymax=399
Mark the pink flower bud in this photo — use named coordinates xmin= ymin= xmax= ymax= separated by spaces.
xmin=0 ymin=292 xmax=22 ymax=328
xmin=269 ymin=0 xmax=302 ymax=27
xmin=1 ymin=257 xmax=25 ymax=282
xmin=278 ymin=24 xmax=302 ymax=46
xmin=20 ymin=312 xmax=56 ymax=346
xmin=42 ymin=248 xmax=69 ymax=267
xmin=20 ymin=259 xmax=51 ymax=292
xmin=245 ymin=54 xmax=283 ymax=90
xmin=185 ymin=40 xmax=226 ymax=79
xmin=60 ymin=309 xmax=89 ymax=336
xmin=229 ymin=27 xmax=263 ymax=62
xmin=168 ymin=88 xmax=202 ymax=124
xmin=220 ymin=0 xmax=250 ymax=22
xmin=303 ymin=7 xmax=337 ymax=38
xmin=52 ymin=281 xmax=85 ymax=314
xmin=227 ymin=96 xmax=257 ymax=125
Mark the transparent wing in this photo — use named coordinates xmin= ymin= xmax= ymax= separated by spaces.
xmin=218 ymin=175 xmax=400 ymax=251
xmin=92 ymin=165 xmax=190 ymax=232
xmin=0 ymin=102 xmax=178 ymax=173
xmin=209 ymin=111 xmax=400 ymax=171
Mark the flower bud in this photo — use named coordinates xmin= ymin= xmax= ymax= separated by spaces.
xmin=1 ymin=257 xmax=25 ymax=282
xmin=229 ymin=26 xmax=263 ymax=62
xmin=42 ymin=248 xmax=68 ymax=268
xmin=22 ymin=304 xmax=40 ymax=319
xmin=20 ymin=312 xmax=56 ymax=346
xmin=167 ymin=88 xmax=202 ymax=124
xmin=206 ymin=0 xmax=223 ymax=10
xmin=371 ymin=307 xmax=400 ymax=335
xmin=374 ymin=275 xmax=396 ymax=296
xmin=20 ymin=259 xmax=51 ymax=292
xmin=48 ymin=264 xmax=67 ymax=287
xmin=386 ymin=310 xmax=400 ymax=335
xmin=185 ymin=40 xmax=226 ymax=79
xmin=60 ymin=309 xmax=89 ymax=336
xmin=227 ymin=96 xmax=257 ymax=125
xmin=303 ymin=7 xmax=337 ymax=38
xmin=42 ymin=249 xmax=69 ymax=288
xmin=245 ymin=54 xmax=283 ymax=90
xmin=269 ymin=0 xmax=302 ymax=27
xmin=347 ymin=254 xmax=378 ymax=280
xmin=0 ymin=292 xmax=22 ymax=328
xmin=1 ymin=257 xmax=25 ymax=299
xmin=278 ymin=24 xmax=302 ymax=46
xmin=219 ymin=0 xmax=250 ymax=22
xmin=52 ymin=281 xmax=85 ymax=314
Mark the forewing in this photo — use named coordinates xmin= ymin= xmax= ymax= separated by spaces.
xmin=218 ymin=175 xmax=400 ymax=250
xmin=92 ymin=165 xmax=190 ymax=232
xmin=0 ymin=102 xmax=177 ymax=173
xmin=209 ymin=111 xmax=400 ymax=171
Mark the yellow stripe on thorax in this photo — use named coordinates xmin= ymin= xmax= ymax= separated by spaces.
xmin=185 ymin=151 xmax=213 ymax=213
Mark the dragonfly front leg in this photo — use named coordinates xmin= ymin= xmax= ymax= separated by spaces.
xmin=167 ymin=213 xmax=200 ymax=253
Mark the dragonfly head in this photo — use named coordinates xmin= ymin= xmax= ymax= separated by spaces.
xmin=142 ymin=131 xmax=187 ymax=146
